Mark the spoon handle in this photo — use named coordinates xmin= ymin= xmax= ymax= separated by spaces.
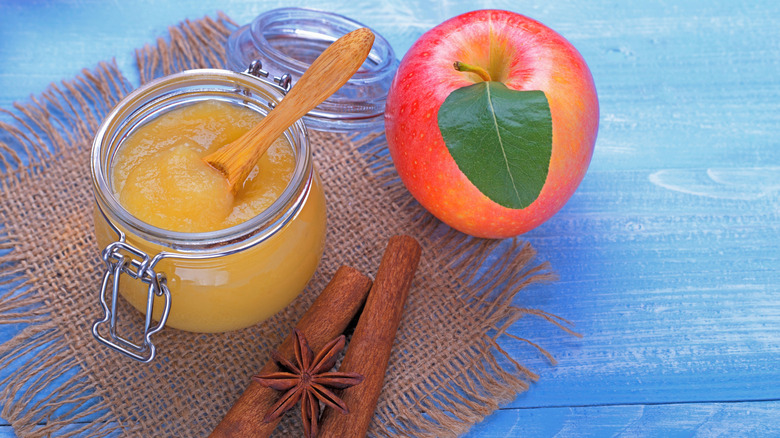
xmin=204 ymin=28 xmax=375 ymax=191
xmin=276 ymin=27 xmax=375 ymax=123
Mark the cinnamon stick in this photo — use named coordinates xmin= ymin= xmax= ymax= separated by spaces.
xmin=319 ymin=235 xmax=422 ymax=438
xmin=210 ymin=265 xmax=372 ymax=438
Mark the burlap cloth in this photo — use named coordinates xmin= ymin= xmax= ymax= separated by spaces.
xmin=0 ymin=13 xmax=575 ymax=438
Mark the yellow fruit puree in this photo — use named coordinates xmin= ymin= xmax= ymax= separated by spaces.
xmin=113 ymin=99 xmax=296 ymax=232
xmin=94 ymin=100 xmax=326 ymax=333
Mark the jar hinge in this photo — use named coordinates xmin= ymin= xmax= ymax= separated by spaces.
xmin=91 ymin=241 xmax=171 ymax=363
xmin=245 ymin=59 xmax=292 ymax=97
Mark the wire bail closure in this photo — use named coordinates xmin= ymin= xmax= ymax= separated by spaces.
xmin=92 ymin=241 xmax=171 ymax=363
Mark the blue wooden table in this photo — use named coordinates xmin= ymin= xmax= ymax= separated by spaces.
xmin=1 ymin=0 xmax=779 ymax=436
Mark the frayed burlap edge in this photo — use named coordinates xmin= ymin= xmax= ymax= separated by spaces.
xmin=0 ymin=13 xmax=578 ymax=438
xmin=0 ymin=60 xmax=132 ymax=437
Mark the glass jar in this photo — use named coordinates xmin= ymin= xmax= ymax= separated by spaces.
xmin=90 ymin=68 xmax=326 ymax=362
xmin=226 ymin=7 xmax=398 ymax=133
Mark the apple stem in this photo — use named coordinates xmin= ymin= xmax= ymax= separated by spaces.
xmin=453 ymin=61 xmax=492 ymax=82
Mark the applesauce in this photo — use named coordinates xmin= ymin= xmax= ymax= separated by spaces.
xmin=90 ymin=69 xmax=325 ymax=361
xmin=111 ymin=99 xmax=296 ymax=233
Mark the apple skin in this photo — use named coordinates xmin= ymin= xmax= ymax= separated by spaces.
xmin=384 ymin=9 xmax=599 ymax=239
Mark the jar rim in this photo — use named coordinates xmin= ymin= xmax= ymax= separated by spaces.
xmin=90 ymin=68 xmax=313 ymax=254
xmin=250 ymin=7 xmax=396 ymax=81
xmin=226 ymin=7 xmax=398 ymax=132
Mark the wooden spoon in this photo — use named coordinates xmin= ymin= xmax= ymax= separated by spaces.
xmin=203 ymin=27 xmax=375 ymax=191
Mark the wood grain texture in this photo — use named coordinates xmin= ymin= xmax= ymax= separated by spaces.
xmin=469 ymin=401 xmax=780 ymax=437
xmin=1 ymin=0 xmax=778 ymax=436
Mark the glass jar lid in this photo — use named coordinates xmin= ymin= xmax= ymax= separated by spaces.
xmin=226 ymin=7 xmax=398 ymax=133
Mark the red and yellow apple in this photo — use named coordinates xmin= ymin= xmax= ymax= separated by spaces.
xmin=384 ymin=9 xmax=598 ymax=238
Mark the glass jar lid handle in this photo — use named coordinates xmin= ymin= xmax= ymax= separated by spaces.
xmin=91 ymin=241 xmax=171 ymax=363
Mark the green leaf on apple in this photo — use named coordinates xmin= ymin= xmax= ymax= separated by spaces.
xmin=438 ymin=82 xmax=552 ymax=209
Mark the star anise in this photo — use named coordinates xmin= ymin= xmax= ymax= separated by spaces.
xmin=253 ymin=328 xmax=364 ymax=438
